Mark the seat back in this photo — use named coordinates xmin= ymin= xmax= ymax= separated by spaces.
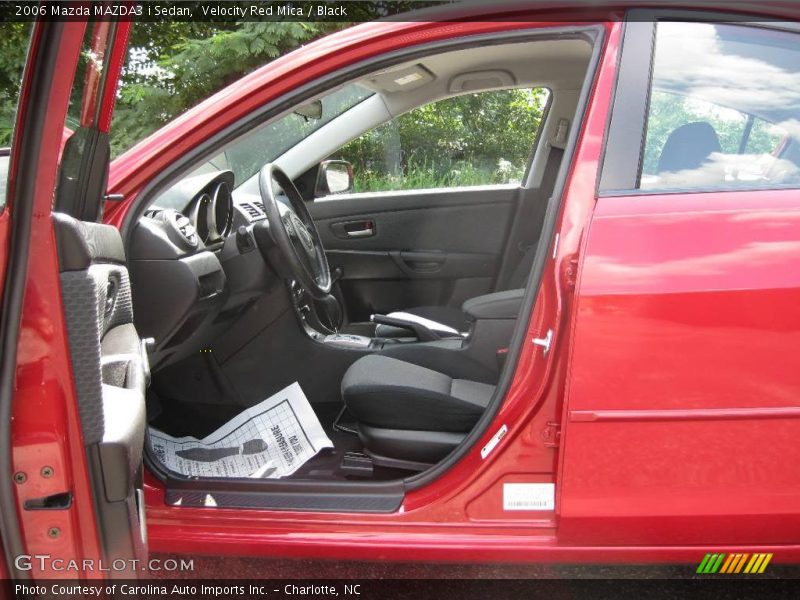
xmin=657 ymin=121 xmax=722 ymax=174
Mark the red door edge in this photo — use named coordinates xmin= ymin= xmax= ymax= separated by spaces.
xmin=1 ymin=19 xmax=132 ymax=580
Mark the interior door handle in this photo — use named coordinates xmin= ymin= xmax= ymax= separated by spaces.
xmin=346 ymin=225 xmax=374 ymax=238
xmin=330 ymin=219 xmax=376 ymax=239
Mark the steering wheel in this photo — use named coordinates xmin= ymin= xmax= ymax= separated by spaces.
xmin=254 ymin=163 xmax=331 ymax=299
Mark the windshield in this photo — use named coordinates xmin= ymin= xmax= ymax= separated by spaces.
xmin=214 ymin=83 xmax=372 ymax=186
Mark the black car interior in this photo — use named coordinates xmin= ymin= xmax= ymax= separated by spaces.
xmin=132 ymin=147 xmax=562 ymax=478
xmin=114 ymin=35 xmax=595 ymax=488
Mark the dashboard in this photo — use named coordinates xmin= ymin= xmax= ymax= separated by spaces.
xmin=147 ymin=170 xmax=236 ymax=249
xmin=128 ymin=169 xmax=274 ymax=371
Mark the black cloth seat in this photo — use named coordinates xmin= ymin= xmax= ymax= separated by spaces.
xmin=341 ymin=355 xmax=495 ymax=464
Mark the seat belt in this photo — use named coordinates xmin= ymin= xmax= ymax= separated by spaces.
xmin=499 ymin=144 xmax=565 ymax=289
xmin=517 ymin=144 xmax=563 ymax=253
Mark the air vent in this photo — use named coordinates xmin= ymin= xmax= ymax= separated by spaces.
xmin=173 ymin=213 xmax=198 ymax=245
xmin=239 ymin=202 xmax=262 ymax=219
xmin=253 ymin=201 xmax=266 ymax=213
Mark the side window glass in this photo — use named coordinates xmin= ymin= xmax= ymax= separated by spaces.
xmin=639 ymin=22 xmax=800 ymax=191
xmin=333 ymin=88 xmax=549 ymax=193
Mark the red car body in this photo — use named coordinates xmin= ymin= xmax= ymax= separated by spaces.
xmin=3 ymin=1 xmax=800 ymax=579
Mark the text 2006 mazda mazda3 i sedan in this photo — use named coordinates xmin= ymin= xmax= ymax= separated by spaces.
xmin=1 ymin=0 xmax=799 ymax=581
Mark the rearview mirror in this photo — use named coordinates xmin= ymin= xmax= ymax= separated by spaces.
xmin=315 ymin=160 xmax=353 ymax=197
xmin=294 ymin=100 xmax=322 ymax=121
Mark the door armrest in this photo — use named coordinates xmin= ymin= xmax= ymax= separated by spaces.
xmin=462 ymin=289 xmax=525 ymax=321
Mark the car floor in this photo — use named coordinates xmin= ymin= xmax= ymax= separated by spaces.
xmin=147 ymin=394 xmax=410 ymax=481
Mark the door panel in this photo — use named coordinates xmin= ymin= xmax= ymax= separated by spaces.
xmin=309 ymin=186 xmax=516 ymax=319
xmin=55 ymin=214 xmax=148 ymax=566
xmin=559 ymin=190 xmax=800 ymax=545
xmin=49 ymin=20 xmax=145 ymax=573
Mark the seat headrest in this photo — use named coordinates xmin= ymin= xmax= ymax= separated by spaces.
xmin=657 ymin=121 xmax=722 ymax=174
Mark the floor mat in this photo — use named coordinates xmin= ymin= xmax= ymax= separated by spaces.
xmin=149 ymin=383 xmax=333 ymax=479
xmin=148 ymin=394 xmax=408 ymax=481
xmin=150 ymin=394 xmax=362 ymax=479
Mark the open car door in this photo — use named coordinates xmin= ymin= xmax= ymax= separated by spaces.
xmin=0 ymin=21 xmax=144 ymax=581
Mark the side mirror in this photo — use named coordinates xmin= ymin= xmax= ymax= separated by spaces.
xmin=315 ymin=160 xmax=353 ymax=197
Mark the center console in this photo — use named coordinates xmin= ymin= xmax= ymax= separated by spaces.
xmin=290 ymin=279 xmax=525 ymax=379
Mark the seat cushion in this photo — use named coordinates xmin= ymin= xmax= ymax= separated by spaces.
xmin=342 ymin=355 xmax=494 ymax=433
xmin=374 ymin=305 xmax=470 ymax=338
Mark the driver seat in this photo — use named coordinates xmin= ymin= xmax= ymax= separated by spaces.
xmin=341 ymin=354 xmax=495 ymax=467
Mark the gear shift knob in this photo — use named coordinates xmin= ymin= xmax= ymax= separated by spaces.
xmin=318 ymin=293 xmax=343 ymax=331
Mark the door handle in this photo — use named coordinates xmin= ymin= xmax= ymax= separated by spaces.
xmin=346 ymin=225 xmax=374 ymax=238
xmin=330 ymin=219 xmax=376 ymax=239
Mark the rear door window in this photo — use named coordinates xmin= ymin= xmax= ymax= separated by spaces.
xmin=638 ymin=21 xmax=800 ymax=191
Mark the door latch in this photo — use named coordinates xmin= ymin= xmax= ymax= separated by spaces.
xmin=532 ymin=329 xmax=553 ymax=356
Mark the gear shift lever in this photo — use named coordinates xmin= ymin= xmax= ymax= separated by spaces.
xmin=318 ymin=293 xmax=343 ymax=332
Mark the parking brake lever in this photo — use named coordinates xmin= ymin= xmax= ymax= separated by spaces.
xmin=370 ymin=314 xmax=441 ymax=342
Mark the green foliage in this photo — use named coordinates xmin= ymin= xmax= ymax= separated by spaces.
xmin=0 ymin=23 xmax=31 ymax=147
xmin=336 ymin=88 xmax=547 ymax=191
xmin=353 ymin=160 xmax=520 ymax=193
xmin=110 ymin=21 xmax=346 ymax=156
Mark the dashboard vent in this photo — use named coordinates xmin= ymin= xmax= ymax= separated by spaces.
xmin=174 ymin=214 xmax=198 ymax=246
xmin=239 ymin=202 xmax=263 ymax=219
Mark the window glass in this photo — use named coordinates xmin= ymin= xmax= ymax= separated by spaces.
xmin=331 ymin=88 xmax=549 ymax=193
xmin=639 ymin=22 xmax=800 ymax=191
xmin=221 ymin=84 xmax=372 ymax=187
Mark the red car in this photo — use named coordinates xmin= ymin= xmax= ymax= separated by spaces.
xmin=1 ymin=1 xmax=799 ymax=581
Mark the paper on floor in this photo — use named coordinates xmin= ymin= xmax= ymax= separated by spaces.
xmin=148 ymin=382 xmax=333 ymax=479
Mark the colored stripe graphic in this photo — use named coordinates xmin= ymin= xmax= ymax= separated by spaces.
xmin=719 ymin=554 xmax=735 ymax=573
xmin=758 ymin=554 xmax=773 ymax=573
xmin=697 ymin=553 xmax=726 ymax=573
xmin=702 ymin=553 xmax=773 ymax=574
xmin=735 ymin=554 xmax=749 ymax=573
xmin=696 ymin=553 xmax=712 ymax=574
xmin=744 ymin=554 xmax=761 ymax=573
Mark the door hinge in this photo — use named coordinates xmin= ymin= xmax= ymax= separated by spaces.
xmin=541 ymin=422 xmax=561 ymax=448
xmin=532 ymin=329 xmax=553 ymax=356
